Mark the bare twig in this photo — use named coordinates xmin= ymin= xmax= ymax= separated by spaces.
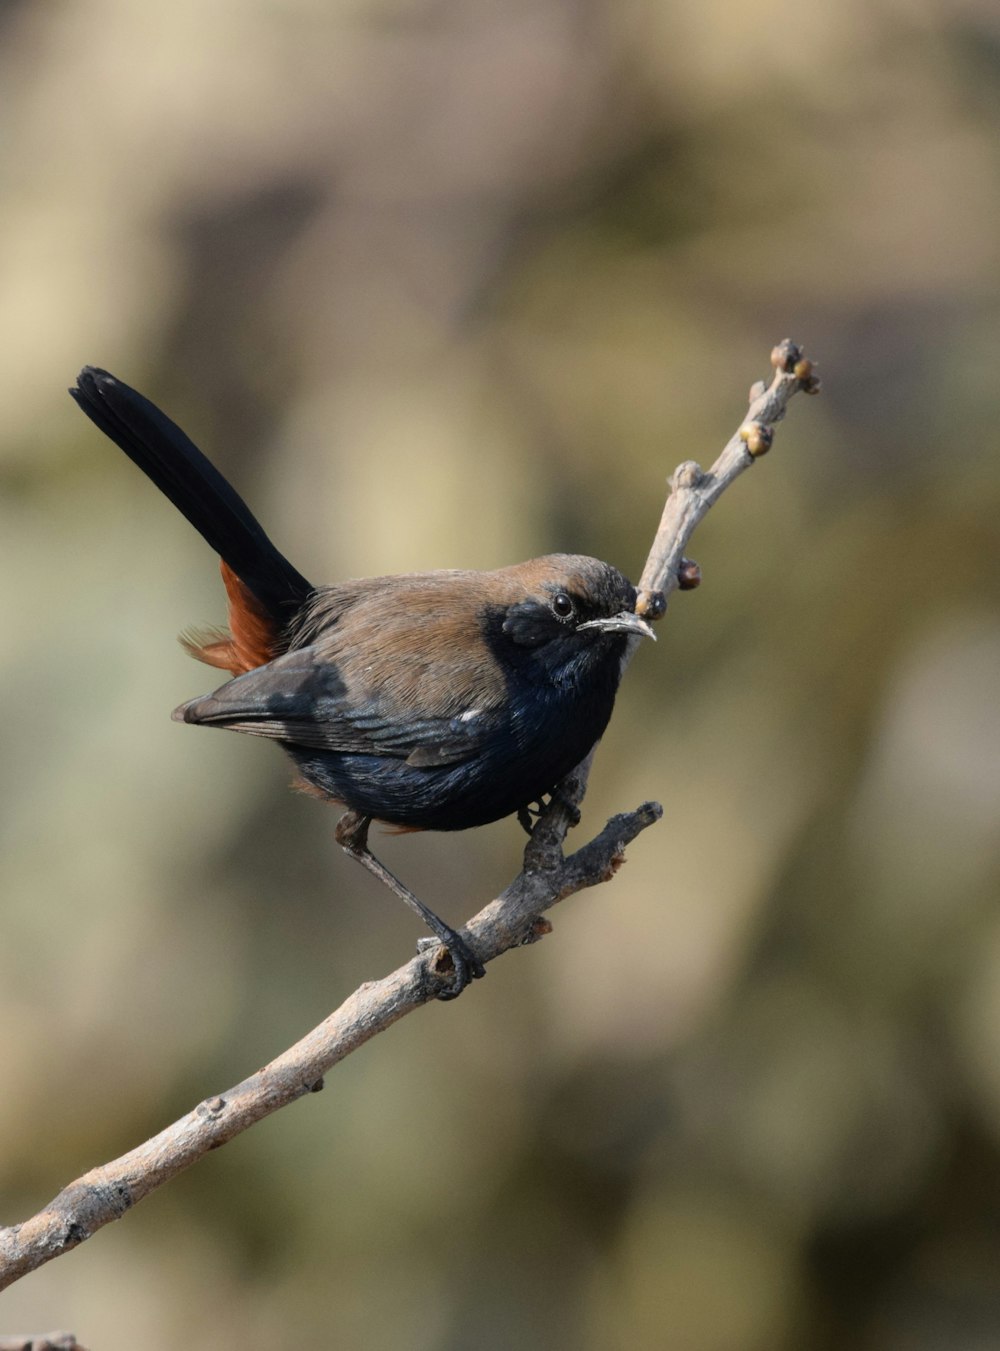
xmin=636 ymin=338 xmax=819 ymax=613
xmin=0 ymin=340 xmax=817 ymax=1293
xmin=557 ymin=338 xmax=821 ymax=809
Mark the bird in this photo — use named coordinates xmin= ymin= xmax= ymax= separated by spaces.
xmin=70 ymin=367 xmax=655 ymax=997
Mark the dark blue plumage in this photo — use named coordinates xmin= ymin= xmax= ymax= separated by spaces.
xmin=70 ymin=367 xmax=654 ymax=995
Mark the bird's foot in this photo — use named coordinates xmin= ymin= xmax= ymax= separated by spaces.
xmin=517 ymin=789 xmax=582 ymax=836
xmin=417 ymin=929 xmax=486 ymax=1000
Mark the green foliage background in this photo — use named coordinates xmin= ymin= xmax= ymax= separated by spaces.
xmin=2 ymin=1 xmax=999 ymax=1346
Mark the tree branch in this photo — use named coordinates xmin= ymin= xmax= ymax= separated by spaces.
xmin=0 ymin=340 xmax=817 ymax=1295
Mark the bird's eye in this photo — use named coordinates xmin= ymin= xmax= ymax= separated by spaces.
xmin=551 ymin=592 xmax=575 ymax=619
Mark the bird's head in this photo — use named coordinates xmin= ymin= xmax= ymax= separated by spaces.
xmin=489 ymin=554 xmax=655 ymax=689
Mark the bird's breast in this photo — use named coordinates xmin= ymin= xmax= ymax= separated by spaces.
xmin=288 ymin=649 xmax=622 ymax=832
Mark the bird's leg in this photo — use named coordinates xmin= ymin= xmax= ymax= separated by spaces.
xmin=334 ymin=810 xmax=485 ymax=1000
xmin=550 ymin=784 xmax=583 ymax=828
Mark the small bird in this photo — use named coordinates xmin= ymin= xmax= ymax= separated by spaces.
xmin=70 ymin=368 xmax=655 ymax=997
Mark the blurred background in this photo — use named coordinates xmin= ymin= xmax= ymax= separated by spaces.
xmin=1 ymin=0 xmax=999 ymax=1346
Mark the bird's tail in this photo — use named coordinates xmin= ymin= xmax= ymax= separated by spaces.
xmin=71 ymin=367 xmax=314 ymax=670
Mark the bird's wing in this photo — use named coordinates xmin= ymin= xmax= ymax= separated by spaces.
xmin=174 ymin=643 xmax=507 ymax=769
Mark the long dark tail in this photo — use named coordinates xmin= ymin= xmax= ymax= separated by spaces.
xmin=70 ymin=367 xmax=314 ymax=624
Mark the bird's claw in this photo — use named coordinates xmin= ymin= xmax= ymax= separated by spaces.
xmin=517 ymin=789 xmax=582 ymax=836
xmin=418 ymin=931 xmax=485 ymax=1000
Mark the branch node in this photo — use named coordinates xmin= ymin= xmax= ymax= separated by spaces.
xmin=671 ymin=460 xmax=705 ymax=490
xmin=739 ymin=422 xmax=774 ymax=458
xmin=635 ymin=588 xmax=667 ymax=619
xmin=604 ymin=851 xmax=627 ymax=879
xmin=90 ymin=1178 xmax=133 ymax=1218
xmin=770 ymin=339 xmax=804 ymax=372
xmin=677 ymin=558 xmax=702 ymax=590
xmin=519 ymin=917 xmax=553 ymax=946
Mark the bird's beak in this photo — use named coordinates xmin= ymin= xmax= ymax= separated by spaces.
xmin=577 ymin=611 xmax=657 ymax=642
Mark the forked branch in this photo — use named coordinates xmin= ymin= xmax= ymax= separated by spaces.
xmin=0 ymin=340 xmax=818 ymax=1294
